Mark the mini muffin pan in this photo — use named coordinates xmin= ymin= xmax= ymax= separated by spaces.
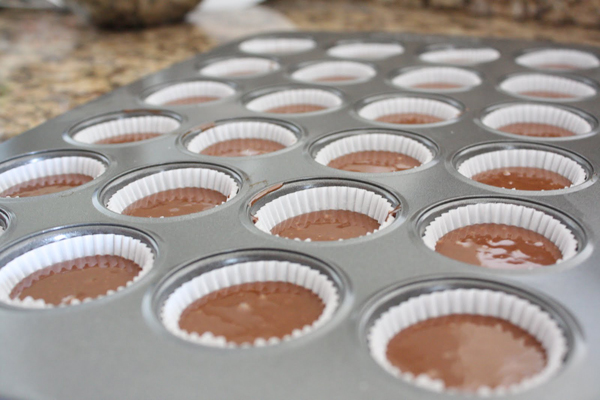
xmin=0 ymin=32 xmax=599 ymax=400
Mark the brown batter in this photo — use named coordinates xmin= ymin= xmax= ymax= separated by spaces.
xmin=472 ymin=167 xmax=572 ymax=191
xmin=498 ymin=123 xmax=576 ymax=138
xmin=165 ymin=96 xmax=220 ymax=105
xmin=122 ymin=187 xmax=227 ymax=218
xmin=264 ymin=104 xmax=327 ymax=113
xmin=435 ymin=223 xmax=562 ymax=269
xmin=9 ymin=255 xmax=142 ymax=306
xmin=386 ymin=314 xmax=547 ymax=392
xmin=313 ymin=75 xmax=358 ymax=82
xmin=412 ymin=82 xmax=463 ymax=90
xmin=270 ymin=209 xmax=380 ymax=241
xmin=0 ymin=174 xmax=93 ymax=198
xmin=536 ymin=63 xmax=578 ymax=70
xmin=178 ymin=281 xmax=324 ymax=344
xmin=200 ymin=138 xmax=285 ymax=157
xmin=328 ymin=150 xmax=421 ymax=173
xmin=376 ymin=113 xmax=444 ymax=124
xmin=95 ymin=132 xmax=161 ymax=144
xmin=518 ymin=91 xmax=574 ymax=99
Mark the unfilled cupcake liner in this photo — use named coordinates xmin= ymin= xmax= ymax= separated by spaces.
xmin=239 ymin=38 xmax=315 ymax=54
xmin=72 ymin=115 xmax=181 ymax=144
xmin=144 ymin=81 xmax=235 ymax=105
xmin=500 ymin=74 xmax=596 ymax=100
xmin=0 ymin=233 xmax=155 ymax=308
xmin=358 ymin=97 xmax=461 ymax=123
xmin=0 ymin=156 xmax=107 ymax=195
xmin=392 ymin=67 xmax=482 ymax=90
xmin=291 ymin=61 xmax=376 ymax=84
xmin=246 ymin=89 xmax=342 ymax=113
xmin=420 ymin=48 xmax=500 ymax=65
xmin=161 ymin=260 xmax=339 ymax=348
xmin=422 ymin=202 xmax=578 ymax=262
xmin=106 ymin=168 xmax=239 ymax=215
xmin=481 ymin=104 xmax=592 ymax=136
xmin=516 ymin=49 xmax=600 ymax=70
xmin=186 ymin=121 xmax=298 ymax=154
xmin=327 ymin=43 xmax=404 ymax=60
xmin=314 ymin=133 xmax=434 ymax=168
xmin=457 ymin=149 xmax=587 ymax=188
xmin=254 ymin=186 xmax=396 ymax=241
xmin=368 ymin=288 xmax=567 ymax=396
xmin=199 ymin=57 xmax=280 ymax=78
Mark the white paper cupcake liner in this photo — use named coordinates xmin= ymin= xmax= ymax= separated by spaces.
xmin=516 ymin=49 xmax=600 ymax=70
xmin=500 ymin=74 xmax=596 ymax=100
xmin=291 ymin=61 xmax=376 ymax=84
xmin=422 ymin=202 xmax=578 ymax=263
xmin=246 ymin=89 xmax=342 ymax=113
xmin=186 ymin=121 xmax=297 ymax=154
xmin=199 ymin=57 xmax=279 ymax=78
xmin=106 ymin=168 xmax=239 ymax=215
xmin=254 ymin=186 xmax=395 ymax=241
xmin=144 ymin=81 xmax=235 ymax=105
xmin=0 ymin=156 xmax=107 ymax=196
xmin=327 ymin=43 xmax=404 ymax=60
xmin=72 ymin=115 xmax=180 ymax=144
xmin=368 ymin=288 xmax=567 ymax=396
xmin=358 ymin=97 xmax=461 ymax=123
xmin=458 ymin=149 xmax=587 ymax=188
xmin=239 ymin=38 xmax=315 ymax=54
xmin=392 ymin=67 xmax=482 ymax=91
xmin=420 ymin=48 xmax=500 ymax=65
xmin=481 ymin=104 xmax=592 ymax=136
xmin=314 ymin=133 xmax=434 ymax=168
xmin=0 ymin=233 xmax=155 ymax=308
xmin=161 ymin=260 xmax=339 ymax=348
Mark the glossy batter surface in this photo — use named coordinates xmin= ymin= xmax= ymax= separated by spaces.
xmin=0 ymin=174 xmax=93 ymax=198
xmin=328 ymin=150 xmax=421 ymax=173
xmin=472 ymin=167 xmax=572 ymax=191
xmin=122 ymin=187 xmax=226 ymax=217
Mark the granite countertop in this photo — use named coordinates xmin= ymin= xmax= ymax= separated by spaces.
xmin=2 ymin=0 xmax=600 ymax=139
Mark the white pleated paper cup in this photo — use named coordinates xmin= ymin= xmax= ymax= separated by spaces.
xmin=144 ymin=81 xmax=235 ymax=106
xmin=420 ymin=48 xmax=500 ymax=65
xmin=358 ymin=97 xmax=462 ymax=124
xmin=500 ymin=74 xmax=596 ymax=100
xmin=0 ymin=233 xmax=155 ymax=308
xmin=239 ymin=38 xmax=315 ymax=54
xmin=186 ymin=121 xmax=298 ymax=155
xmin=457 ymin=149 xmax=587 ymax=189
xmin=367 ymin=288 xmax=567 ymax=396
xmin=161 ymin=260 xmax=339 ymax=348
xmin=0 ymin=156 xmax=107 ymax=198
xmin=72 ymin=115 xmax=181 ymax=144
xmin=246 ymin=89 xmax=343 ymax=113
xmin=392 ymin=67 xmax=482 ymax=91
xmin=291 ymin=61 xmax=376 ymax=84
xmin=314 ymin=133 xmax=434 ymax=169
xmin=327 ymin=43 xmax=404 ymax=60
xmin=422 ymin=202 xmax=578 ymax=263
xmin=516 ymin=49 xmax=600 ymax=71
xmin=199 ymin=57 xmax=280 ymax=78
xmin=254 ymin=186 xmax=396 ymax=241
xmin=106 ymin=168 xmax=239 ymax=215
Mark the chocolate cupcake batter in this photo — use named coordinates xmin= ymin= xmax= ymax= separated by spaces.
xmin=10 ymin=255 xmax=142 ymax=306
xmin=412 ymin=82 xmax=463 ymax=90
xmin=201 ymin=139 xmax=285 ymax=157
xmin=179 ymin=281 xmax=324 ymax=344
xmin=435 ymin=223 xmax=562 ymax=269
xmin=122 ymin=187 xmax=227 ymax=218
xmin=498 ymin=123 xmax=576 ymax=138
xmin=386 ymin=314 xmax=547 ymax=392
xmin=0 ymin=174 xmax=93 ymax=198
xmin=96 ymin=132 xmax=161 ymax=144
xmin=328 ymin=151 xmax=421 ymax=173
xmin=519 ymin=91 xmax=574 ymax=99
xmin=537 ymin=63 xmax=578 ymax=71
xmin=314 ymin=75 xmax=358 ymax=82
xmin=165 ymin=96 xmax=220 ymax=105
xmin=472 ymin=167 xmax=572 ymax=191
xmin=376 ymin=113 xmax=444 ymax=124
xmin=265 ymin=104 xmax=327 ymax=113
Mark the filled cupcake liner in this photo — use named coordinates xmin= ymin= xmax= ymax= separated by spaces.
xmin=0 ymin=233 xmax=155 ymax=308
xmin=187 ymin=121 xmax=298 ymax=154
xmin=72 ymin=115 xmax=181 ymax=144
xmin=481 ymin=104 xmax=592 ymax=136
xmin=358 ymin=97 xmax=461 ymax=122
xmin=0 ymin=156 xmax=107 ymax=195
xmin=246 ymin=89 xmax=342 ymax=113
xmin=199 ymin=57 xmax=279 ymax=78
xmin=291 ymin=61 xmax=376 ymax=84
xmin=457 ymin=149 xmax=587 ymax=188
xmin=420 ymin=48 xmax=500 ymax=65
xmin=516 ymin=49 xmax=600 ymax=70
xmin=254 ymin=186 xmax=396 ymax=241
xmin=106 ymin=168 xmax=239 ymax=215
xmin=392 ymin=67 xmax=482 ymax=90
xmin=500 ymin=74 xmax=596 ymax=100
xmin=422 ymin=202 xmax=578 ymax=262
xmin=367 ymin=288 xmax=567 ymax=396
xmin=144 ymin=81 xmax=235 ymax=105
xmin=327 ymin=43 xmax=404 ymax=60
xmin=161 ymin=260 xmax=339 ymax=348
xmin=239 ymin=38 xmax=315 ymax=54
xmin=314 ymin=133 xmax=434 ymax=168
